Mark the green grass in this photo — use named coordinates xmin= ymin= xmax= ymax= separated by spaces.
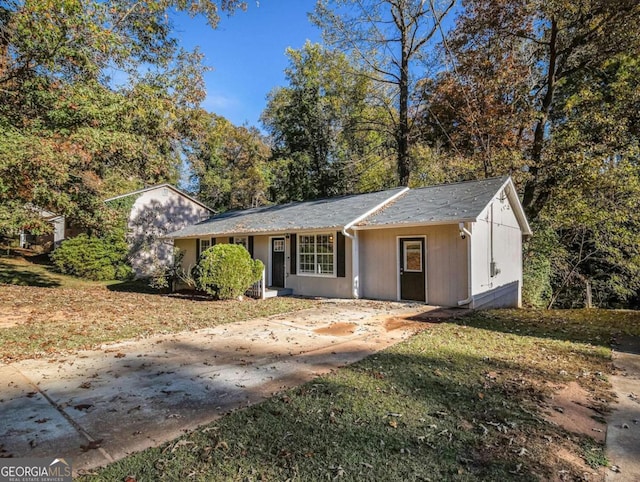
xmin=0 ymin=255 xmax=109 ymax=288
xmin=80 ymin=309 xmax=640 ymax=481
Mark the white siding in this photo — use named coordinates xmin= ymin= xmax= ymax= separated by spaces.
xmin=471 ymin=189 xmax=523 ymax=308
xmin=128 ymin=187 xmax=210 ymax=277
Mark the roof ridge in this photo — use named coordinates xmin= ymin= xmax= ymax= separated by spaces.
xmin=410 ymin=175 xmax=508 ymax=191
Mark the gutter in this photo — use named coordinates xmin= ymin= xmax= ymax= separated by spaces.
xmin=342 ymin=187 xmax=410 ymax=299
xmin=457 ymin=221 xmax=474 ymax=307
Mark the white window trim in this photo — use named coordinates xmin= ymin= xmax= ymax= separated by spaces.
xmin=200 ymin=238 xmax=211 ymax=252
xmin=403 ymin=241 xmax=423 ymax=273
xmin=233 ymin=236 xmax=248 ymax=250
xmin=296 ymin=232 xmax=336 ymax=278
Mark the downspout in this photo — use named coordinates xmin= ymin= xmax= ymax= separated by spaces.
xmin=342 ymin=187 xmax=410 ymax=298
xmin=457 ymin=222 xmax=474 ymax=307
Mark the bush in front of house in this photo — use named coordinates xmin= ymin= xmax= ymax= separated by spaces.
xmin=195 ymin=244 xmax=264 ymax=300
xmin=51 ymin=234 xmax=133 ymax=281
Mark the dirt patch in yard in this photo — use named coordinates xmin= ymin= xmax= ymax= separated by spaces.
xmin=383 ymin=316 xmax=427 ymax=331
xmin=314 ymin=322 xmax=357 ymax=336
xmin=544 ymin=381 xmax=607 ymax=443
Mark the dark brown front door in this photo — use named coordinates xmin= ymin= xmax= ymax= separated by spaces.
xmin=271 ymin=237 xmax=285 ymax=287
xmin=400 ymin=237 xmax=426 ymax=302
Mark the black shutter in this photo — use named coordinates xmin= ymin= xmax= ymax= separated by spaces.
xmin=196 ymin=238 xmax=201 ymax=260
xmin=337 ymin=231 xmax=346 ymax=278
xmin=211 ymin=237 xmax=216 ymax=246
xmin=229 ymin=236 xmax=234 ymax=244
xmin=248 ymin=236 xmax=254 ymax=257
xmin=290 ymin=234 xmax=297 ymax=275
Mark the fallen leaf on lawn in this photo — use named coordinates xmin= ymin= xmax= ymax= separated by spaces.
xmin=171 ymin=440 xmax=195 ymax=453
xmin=214 ymin=441 xmax=228 ymax=451
xmin=124 ymin=476 xmax=137 ymax=482
xmin=478 ymin=392 xmax=484 ymax=400
xmin=388 ymin=420 xmax=398 ymax=428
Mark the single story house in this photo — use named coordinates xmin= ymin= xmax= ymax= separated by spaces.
xmin=167 ymin=176 xmax=531 ymax=308
xmin=104 ymin=184 xmax=214 ymax=277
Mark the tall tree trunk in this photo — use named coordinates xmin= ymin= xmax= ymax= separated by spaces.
xmin=398 ymin=18 xmax=410 ymax=186
xmin=523 ymin=18 xmax=558 ymax=221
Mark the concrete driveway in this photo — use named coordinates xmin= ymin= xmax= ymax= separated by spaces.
xmin=0 ymin=300 xmax=435 ymax=472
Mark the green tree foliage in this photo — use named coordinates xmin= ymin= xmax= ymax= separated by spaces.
xmin=262 ymin=42 xmax=395 ymax=201
xmin=424 ymin=1 xmax=640 ymax=307
xmin=191 ymin=114 xmax=271 ymax=212
xmin=195 ymin=244 xmax=264 ymax=300
xmin=50 ymin=233 xmax=132 ymax=281
xmin=0 ymin=0 xmax=243 ymax=236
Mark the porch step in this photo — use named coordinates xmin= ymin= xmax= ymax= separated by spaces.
xmin=264 ymin=287 xmax=293 ymax=298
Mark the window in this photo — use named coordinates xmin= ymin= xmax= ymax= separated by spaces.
xmin=403 ymin=241 xmax=422 ymax=272
xmin=234 ymin=236 xmax=248 ymax=250
xmin=200 ymin=239 xmax=211 ymax=252
xmin=273 ymin=239 xmax=285 ymax=252
xmin=298 ymin=233 xmax=334 ymax=276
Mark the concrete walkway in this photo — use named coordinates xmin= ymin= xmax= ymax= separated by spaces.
xmin=606 ymin=335 xmax=640 ymax=481
xmin=0 ymin=300 xmax=437 ymax=472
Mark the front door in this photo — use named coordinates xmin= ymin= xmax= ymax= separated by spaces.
xmin=271 ymin=237 xmax=286 ymax=287
xmin=399 ymin=237 xmax=426 ymax=301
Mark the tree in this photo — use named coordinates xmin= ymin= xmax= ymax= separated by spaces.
xmin=0 ymin=0 xmax=244 ymax=236
xmin=262 ymin=42 xmax=393 ymax=201
xmin=191 ymin=113 xmax=272 ymax=212
xmin=312 ymin=0 xmax=455 ymax=186
xmin=427 ymin=1 xmax=640 ymax=307
xmin=439 ymin=0 xmax=640 ymax=220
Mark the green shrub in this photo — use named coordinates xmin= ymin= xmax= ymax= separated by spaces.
xmin=50 ymin=234 xmax=132 ymax=281
xmin=522 ymin=223 xmax=557 ymax=308
xmin=195 ymin=244 xmax=264 ymax=300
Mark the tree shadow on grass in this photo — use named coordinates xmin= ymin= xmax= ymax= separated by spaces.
xmin=433 ymin=308 xmax=640 ymax=351
xmin=0 ymin=258 xmax=60 ymax=287
xmin=74 ymin=339 xmax=599 ymax=482
xmin=105 ymin=279 xmax=165 ymax=294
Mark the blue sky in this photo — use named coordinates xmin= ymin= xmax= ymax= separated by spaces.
xmin=173 ymin=1 xmax=321 ymax=128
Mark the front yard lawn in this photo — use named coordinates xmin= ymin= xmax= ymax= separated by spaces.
xmin=80 ymin=309 xmax=640 ymax=481
xmin=0 ymin=256 xmax=315 ymax=362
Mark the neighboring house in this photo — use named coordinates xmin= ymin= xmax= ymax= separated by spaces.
xmin=18 ymin=208 xmax=66 ymax=251
xmin=18 ymin=185 xmax=213 ymax=278
xmin=167 ymin=176 xmax=531 ymax=309
xmin=104 ymin=184 xmax=214 ymax=277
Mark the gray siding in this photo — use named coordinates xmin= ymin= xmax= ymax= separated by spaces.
xmin=358 ymin=225 xmax=468 ymax=306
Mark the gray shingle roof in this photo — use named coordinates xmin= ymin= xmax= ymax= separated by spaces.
xmin=167 ymin=188 xmax=407 ymax=238
xmin=358 ymin=176 xmax=509 ymax=227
